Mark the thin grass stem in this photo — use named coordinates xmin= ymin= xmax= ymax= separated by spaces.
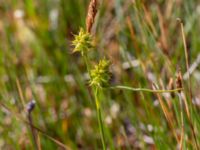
xmin=109 ymin=85 xmax=182 ymax=93
xmin=0 ymin=101 xmax=69 ymax=149
xmin=178 ymin=18 xmax=199 ymax=149
xmin=178 ymin=93 xmax=185 ymax=150
xmin=83 ymin=54 xmax=91 ymax=77
xmin=95 ymin=88 xmax=106 ymax=150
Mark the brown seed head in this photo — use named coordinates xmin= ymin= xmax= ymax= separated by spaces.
xmin=176 ymin=70 xmax=183 ymax=93
xmin=86 ymin=0 xmax=98 ymax=33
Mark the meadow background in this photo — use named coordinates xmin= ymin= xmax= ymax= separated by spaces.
xmin=0 ymin=0 xmax=200 ymax=149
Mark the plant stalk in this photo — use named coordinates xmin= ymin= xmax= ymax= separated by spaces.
xmin=110 ymin=85 xmax=182 ymax=93
xmin=95 ymin=88 xmax=106 ymax=150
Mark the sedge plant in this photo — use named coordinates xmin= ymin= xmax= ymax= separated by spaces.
xmin=72 ymin=0 xmax=185 ymax=149
xmin=72 ymin=28 xmax=108 ymax=149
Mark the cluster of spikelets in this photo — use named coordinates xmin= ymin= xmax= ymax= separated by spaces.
xmin=72 ymin=28 xmax=93 ymax=56
xmin=90 ymin=59 xmax=111 ymax=88
xmin=72 ymin=28 xmax=111 ymax=89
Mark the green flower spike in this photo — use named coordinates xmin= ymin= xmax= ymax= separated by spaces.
xmin=90 ymin=59 xmax=111 ymax=88
xmin=72 ymin=28 xmax=93 ymax=56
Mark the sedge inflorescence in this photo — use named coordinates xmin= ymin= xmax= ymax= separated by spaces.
xmin=90 ymin=58 xmax=111 ymax=88
xmin=72 ymin=28 xmax=93 ymax=56
xmin=73 ymin=28 xmax=111 ymax=88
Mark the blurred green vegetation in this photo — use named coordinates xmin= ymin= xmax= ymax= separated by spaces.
xmin=0 ymin=0 xmax=200 ymax=149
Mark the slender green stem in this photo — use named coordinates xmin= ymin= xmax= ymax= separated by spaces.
xmin=83 ymin=54 xmax=106 ymax=149
xmin=179 ymin=20 xmax=199 ymax=150
xmin=109 ymin=85 xmax=182 ymax=93
xmin=83 ymin=54 xmax=91 ymax=77
xmin=178 ymin=93 xmax=185 ymax=149
xmin=95 ymin=88 xmax=106 ymax=150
